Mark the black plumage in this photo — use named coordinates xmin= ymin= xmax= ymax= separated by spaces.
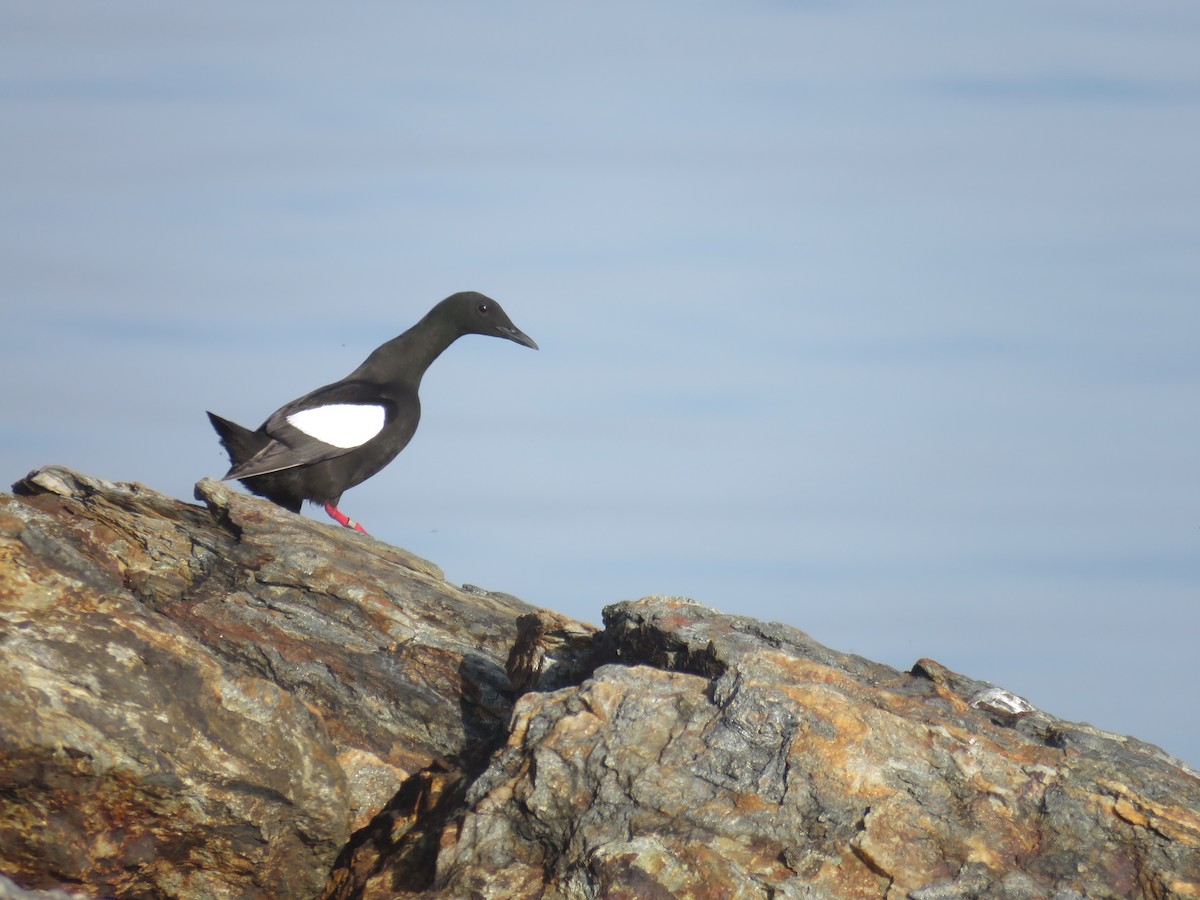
xmin=208 ymin=291 xmax=537 ymax=532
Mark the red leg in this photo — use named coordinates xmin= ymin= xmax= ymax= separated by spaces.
xmin=323 ymin=502 xmax=368 ymax=534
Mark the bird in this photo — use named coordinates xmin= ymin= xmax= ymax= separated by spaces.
xmin=207 ymin=291 xmax=537 ymax=534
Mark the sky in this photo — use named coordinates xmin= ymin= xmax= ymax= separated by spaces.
xmin=2 ymin=3 xmax=1198 ymax=767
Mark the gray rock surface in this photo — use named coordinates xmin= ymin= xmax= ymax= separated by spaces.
xmin=2 ymin=466 xmax=1198 ymax=899
xmin=432 ymin=599 xmax=1200 ymax=897
xmin=1 ymin=466 xmax=586 ymax=898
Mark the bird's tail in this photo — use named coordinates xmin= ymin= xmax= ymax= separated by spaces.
xmin=207 ymin=412 xmax=269 ymax=478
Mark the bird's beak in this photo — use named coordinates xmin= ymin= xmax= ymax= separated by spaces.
xmin=499 ymin=325 xmax=539 ymax=350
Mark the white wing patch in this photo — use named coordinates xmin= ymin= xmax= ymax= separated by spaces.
xmin=287 ymin=404 xmax=386 ymax=449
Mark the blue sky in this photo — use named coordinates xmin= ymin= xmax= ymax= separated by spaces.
xmin=3 ymin=2 xmax=1199 ymax=766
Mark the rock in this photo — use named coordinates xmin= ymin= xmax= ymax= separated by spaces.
xmin=432 ymin=598 xmax=1200 ymax=898
xmin=505 ymin=610 xmax=599 ymax=695
xmin=2 ymin=467 xmax=1199 ymax=899
xmin=0 ymin=466 xmax=590 ymax=899
xmin=0 ymin=873 xmax=85 ymax=900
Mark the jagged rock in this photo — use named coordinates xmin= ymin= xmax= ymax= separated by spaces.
xmin=430 ymin=599 xmax=1200 ymax=898
xmin=2 ymin=467 xmax=1199 ymax=899
xmin=0 ymin=466 xmax=590 ymax=899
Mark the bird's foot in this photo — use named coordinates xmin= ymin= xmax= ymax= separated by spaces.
xmin=323 ymin=502 xmax=369 ymax=534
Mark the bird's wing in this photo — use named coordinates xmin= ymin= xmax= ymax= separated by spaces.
xmin=224 ymin=382 xmax=393 ymax=480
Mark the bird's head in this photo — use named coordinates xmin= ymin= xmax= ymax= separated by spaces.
xmin=442 ymin=291 xmax=539 ymax=350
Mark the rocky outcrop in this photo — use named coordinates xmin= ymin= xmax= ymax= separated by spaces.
xmin=2 ymin=466 xmax=1198 ymax=899
xmin=0 ymin=466 xmax=588 ymax=899
xmin=438 ymin=605 xmax=1200 ymax=898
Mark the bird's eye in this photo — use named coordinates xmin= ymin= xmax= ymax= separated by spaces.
xmin=478 ymin=303 xmax=491 ymax=314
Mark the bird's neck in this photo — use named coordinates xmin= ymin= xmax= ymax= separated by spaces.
xmin=348 ymin=313 xmax=461 ymax=388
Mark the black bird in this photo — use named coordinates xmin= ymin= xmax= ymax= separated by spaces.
xmin=208 ymin=291 xmax=537 ymax=533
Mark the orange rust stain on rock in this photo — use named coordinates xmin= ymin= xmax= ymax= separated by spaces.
xmin=1103 ymin=781 xmax=1200 ymax=848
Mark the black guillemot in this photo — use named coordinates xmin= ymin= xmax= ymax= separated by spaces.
xmin=208 ymin=291 xmax=537 ymax=533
